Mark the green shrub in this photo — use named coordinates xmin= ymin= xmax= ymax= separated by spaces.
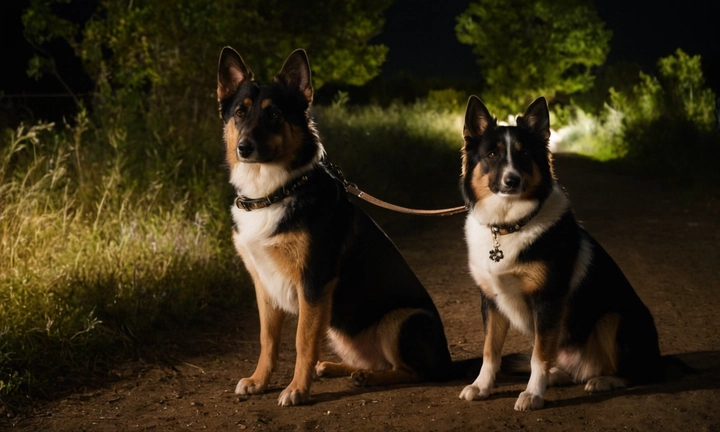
xmin=554 ymin=49 xmax=719 ymax=181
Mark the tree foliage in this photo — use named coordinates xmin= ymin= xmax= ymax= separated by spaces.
xmin=21 ymin=0 xmax=394 ymax=182
xmin=455 ymin=0 xmax=611 ymax=116
xmin=23 ymin=0 xmax=394 ymax=122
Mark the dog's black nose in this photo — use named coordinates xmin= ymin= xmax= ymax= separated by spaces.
xmin=503 ymin=173 xmax=521 ymax=189
xmin=237 ymin=140 xmax=255 ymax=159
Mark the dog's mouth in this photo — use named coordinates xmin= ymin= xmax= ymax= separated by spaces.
xmin=497 ymin=188 xmax=521 ymax=197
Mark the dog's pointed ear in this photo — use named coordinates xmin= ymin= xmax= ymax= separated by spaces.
xmin=518 ymin=96 xmax=550 ymax=142
xmin=464 ymin=96 xmax=496 ymax=142
xmin=217 ymin=46 xmax=253 ymax=101
xmin=275 ymin=49 xmax=313 ymax=104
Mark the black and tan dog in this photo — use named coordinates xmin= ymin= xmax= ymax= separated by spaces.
xmin=458 ymin=96 xmax=662 ymax=410
xmin=217 ymin=47 xmax=454 ymax=406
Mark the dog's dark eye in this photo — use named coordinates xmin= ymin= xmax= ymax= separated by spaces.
xmin=268 ymin=108 xmax=280 ymax=119
xmin=486 ymin=151 xmax=496 ymax=159
xmin=520 ymin=150 xmax=530 ymax=159
xmin=235 ymin=109 xmax=245 ymax=118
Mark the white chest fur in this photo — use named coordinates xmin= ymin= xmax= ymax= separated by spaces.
xmin=227 ymin=159 xmax=321 ymax=315
xmin=232 ymin=204 xmax=299 ymax=314
xmin=464 ymin=185 xmax=570 ymax=335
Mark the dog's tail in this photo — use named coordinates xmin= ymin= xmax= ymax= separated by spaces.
xmin=443 ymin=353 xmax=531 ymax=381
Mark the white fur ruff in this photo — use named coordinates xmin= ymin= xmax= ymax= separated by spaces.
xmin=464 ymin=184 xmax=571 ymax=335
xmin=229 ymin=159 xmax=318 ymax=314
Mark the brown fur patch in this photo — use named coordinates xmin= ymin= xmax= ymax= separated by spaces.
xmin=514 ymin=261 xmax=548 ymax=294
xmin=261 ymin=98 xmax=272 ymax=109
xmin=471 ymin=163 xmax=492 ymax=202
xmin=533 ymin=325 xmax=562 ymax=370
xmin=315 ymin=361 xmax=356 ymax=378
xmin=265 ymin=230 xmax=310 ymax=290
xmin=223 ymin=121 xmax=241 ymax=166
xmin=483 ymin=308 xmax=510 ymax=361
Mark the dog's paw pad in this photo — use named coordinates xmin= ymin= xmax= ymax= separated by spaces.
xmin=459 ymin=384 xmax=489 ymax=401
xmin=514 ymin=391 xmax=544 ymax=411
xmin=351 ymin=370 xmax=369 ymax=387
xmin=315 ymin=361 xmax=326 ymax=377
xmin=235 ymin=378 xmax=266 ymax=395
xmin=278 ymin=387 xmax=309 ymax=406
xmin=584 ymin=376 xmax=626 ymax=393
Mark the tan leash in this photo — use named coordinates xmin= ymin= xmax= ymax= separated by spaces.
xmin=321 ymin=158 xmax=468 ymax=217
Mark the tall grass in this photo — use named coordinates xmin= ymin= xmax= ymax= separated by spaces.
xmin=0 ymin=112 xmax=249 ymax=405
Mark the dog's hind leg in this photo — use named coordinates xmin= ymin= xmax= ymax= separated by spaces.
xmin=548 ymin=367 xmax=574 ymax=387
xmin=316 ymin=361 xmax=356 ymax=378
xmin=585 ymin=375 xmax=628 ymax=392
xmin=348 ymin=309 xmax=446 ymax=387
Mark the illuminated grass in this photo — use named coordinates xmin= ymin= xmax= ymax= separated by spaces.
xmin=0 ymin=117 xmax=248 ymax=402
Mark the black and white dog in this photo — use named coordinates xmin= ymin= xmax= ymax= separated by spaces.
xmin=458 ymin=96 xmax=662 ymax=410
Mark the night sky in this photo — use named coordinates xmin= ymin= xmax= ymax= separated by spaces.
xmin=2 ymin=0 xmax=719 ymax=99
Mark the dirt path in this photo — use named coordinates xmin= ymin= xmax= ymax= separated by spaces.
xmin=8 ymin=155 xmax=720 ymax=431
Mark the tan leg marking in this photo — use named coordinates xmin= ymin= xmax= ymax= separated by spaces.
xmin=315 ymin=361 xmax=356 ymax=378
xmin=460 ymin=307 xmax=510 ymax=401
xmin=278 ymin=278 xmax=338 ymax=406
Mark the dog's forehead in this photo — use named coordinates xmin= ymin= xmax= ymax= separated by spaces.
xmin=482 ymin=127 xmax=516 ymax=148
xmin=231 ymin=83 xmax=281 ymax=109
xmin=492 ymin=126 xmax=534 ymax=150
xmin=229 ymin=82 xmax=259 ymax=105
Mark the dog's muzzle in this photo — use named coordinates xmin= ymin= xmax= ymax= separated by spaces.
xmin=237 ymin=139 xmax=255 ymax=159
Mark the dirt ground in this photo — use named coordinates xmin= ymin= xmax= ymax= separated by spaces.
xmin=7 ymin=154 xmax=720 ymax=431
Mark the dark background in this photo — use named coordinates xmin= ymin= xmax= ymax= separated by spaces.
xmin=2 ymin=0 xmax=718 ymax=119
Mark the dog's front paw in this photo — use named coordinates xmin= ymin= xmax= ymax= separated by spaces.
xmin=351 ymin=370 xmax=369 ymax=387
xmin=514 ymin=391 xmax=544 ymax=411
xmin=277 ymin=386 xmax=310 ymax=406
xmin=235 ymin=377 xmax=266 ymax=395
xmin=459 ymin=384 xmax=490 ymax=401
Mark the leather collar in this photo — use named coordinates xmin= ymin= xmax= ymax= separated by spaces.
xmin=489 ymin=202 xmax=543 ymax=235
xmin=235 ymin=173 xmax=311 ymax=211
